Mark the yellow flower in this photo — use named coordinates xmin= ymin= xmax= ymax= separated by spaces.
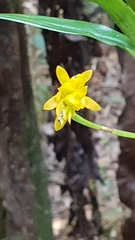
xmin=43 ymin=66 xmax=101 ymax=131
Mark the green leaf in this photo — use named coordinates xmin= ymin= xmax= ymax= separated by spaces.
xmin=88 ymin=0 xmax=135 ymax=46
xmin=0 ymin=14 xmax=135 ymax=58
xmin=125 ymin=0 xmax=135 ymax=12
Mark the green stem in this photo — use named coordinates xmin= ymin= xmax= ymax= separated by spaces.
xmin=72 ymin=113 xmax=135 ymax=139
xmin=113 ymin=128 xmax=135 ymax=139
xmin=72 ymin=113 xmax=101 ymax=130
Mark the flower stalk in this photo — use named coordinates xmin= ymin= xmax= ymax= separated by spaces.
xmin=72 ymin=113 xmax=135 ymax=139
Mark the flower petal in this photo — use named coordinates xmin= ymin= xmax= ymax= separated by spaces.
xmin=82 ymin=96 xmax=101 ymax=111
xmin=65 ymin=94 xmax=80 ymax=109
xmin=55 ymin=91 xmax=62 ymax=102
xmin=54 ymin=117 xmax=66 ymax=131
xmin=43 ymin=95 xmax=57 ymax=110
xmin=71 ymin=70 xmax=92 ymax=88
xmin=64 ymin=86 xmax=87 ymax=110
xmin=56 ymin=65 xmax=70 ymax=85
xmin=73 ymin=86 xmax=87 ymax=99
xmin=67 ymin=109 xmax=74 ymax=124
xmin=56 ymin=100 xmax=64 ymax=117
xmin=58 ymin=82 xmax=75 ymax=97
xmin=81 ymin=70 xmax=92 ymax=84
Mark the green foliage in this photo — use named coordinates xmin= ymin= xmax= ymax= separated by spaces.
xmin=0 ymin=14 xmax=135 ymax=58
xmin=89 ymin=0 xmax=135 ymax=45
xmin=125 ymin=0 xmax=135 ymax=11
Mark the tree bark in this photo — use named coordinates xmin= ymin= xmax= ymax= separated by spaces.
xmin=117 ymin=51 xmax=135 ymax=240
xmin=0 ymin=1 xmax=54 ymax=239
xmin=0 ymin=0 xmax=35 ymax=238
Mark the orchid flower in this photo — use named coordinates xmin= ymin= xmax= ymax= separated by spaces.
xmin=43 ymin=66 xmax=101 ymax=131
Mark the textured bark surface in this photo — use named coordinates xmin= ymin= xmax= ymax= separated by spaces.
xmin=0 ymin=1 xmax=54 ymax=240
xmin=39 ymin=0 xmax=102 ymax=239
xmin=12 ymin=2 xmax=54 ymax=240
xmin=117 ymin=52 xmax=135 ymax=240
xmin=0 ymin=1 xmax=35 ymax=239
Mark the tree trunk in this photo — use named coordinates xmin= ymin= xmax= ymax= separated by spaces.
xmin=0 ymin=0 xmax=35 ymax=238
xmin=0 ymin=1 xmax=54 ymax=239
xmin=117 ymin=51 xmax=135 ymax=240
